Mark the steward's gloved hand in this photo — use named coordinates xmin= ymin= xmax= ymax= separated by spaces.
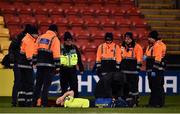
xmin=143 ymin=55 xmax=147 ymax=61
xmin=80 ymin=71 xmax=83 ymax=75
xmin=137 ymin=63 xmax=142 ymax=72
xmin=28 ymin=59 xmax=33 ymax=66
xmin=151 ymin=72 xmax=156 ymax=77
xmin=92 ymin=62 xmax=101 ymax=73
xmin=116 ymin=64 xmax=121 ymax=71
xmin=9 ymin=63 xmax=14 ymax=68
xmin=54 ymin=67 xmax=60 ymax=75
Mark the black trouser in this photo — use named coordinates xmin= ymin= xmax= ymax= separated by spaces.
xmin=148 ymin=70 xmax=165 ymax=107
xmin=18 ymin=68 xmax=34 ymax=107
xmin=123 ymin=73 xmax=139 ymax=97
xmin=95 ymin=72 xmax=126 ymax=98
xmin=33 ymin=66 xmax=53 ymax=107
xmin=60 ymin=67 xmax=78 ymax=97
xmin=123 ymin=73 xmax=139 ymax=106
xmin=12 ymin=63 xmax=21 ymax=106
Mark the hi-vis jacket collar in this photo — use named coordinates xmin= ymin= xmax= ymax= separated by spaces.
xmin=24 ymin=33 xmax=36 ymax=42
xmin=46 ymin=30 xmax=57 ymax=37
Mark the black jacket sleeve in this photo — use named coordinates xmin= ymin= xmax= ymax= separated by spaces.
xmin=74 ymin=45 xmax=84 ymax=72
xmin=8 ymin=32 xmax=25 ymax=63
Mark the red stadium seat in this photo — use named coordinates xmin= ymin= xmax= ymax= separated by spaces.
xmin=31 ymin=4 xmax=49 ymax=17
xmin=85 ymin=43 xmax=98 ymax=53
xmin=119 ymin=0 xmax=134 ymax=6
xmin=43 ymin=2 xmax=59 ymax=10
xmin=95 ymin=7 xmax=113 ymax=19
xmin=100 ymin=18 xmax=116 ymax=29
xmin=80 ymin=7 xmax=96 ymax=17
xmin=39 ymin=25 xmax=49 ymax=34
xmin=113 ymin=31 xmax=123 ymax=40
xmin=104 ymin=0 xmax=121 ymax=4
xmin=113 ymin=8 xmax=126 ymax=17
xmin=84 ymin=51 xmax=96 ymax=70
xmin=17 ymin=6 xmax=33 ymax=16
xmin=126 ymin=7 xmax=141 ymax=16
xmin=132 ymin=19 xmax=148 ymax=29
xmin=74 ymin=30 xmax=91 ymax=40
xmin=36 ymin=15 xmax=52 ymax=27
xmin=59 ymin=0 xmax=75 ymax=4
xmin=19 ymin=14 xmax=36 ymax=27
xmin=0 ymin=4 xmax=17 ymax=15
xmin=13 ymin=2 xmax=30 ymax=14
xmin=52 ymin=17 xmax=69 ymax=28
xmin=29 ymin=0 xmax=42 ymax=2
xmin=91 ymin=30 xmax=105 ymax=39
xmin=4 ymin=14 xmax=20 ymax=26
xmin=8 ymin=25 xmax=22 ymax=39
xmin=68 ymin=17 xmax=85 ymax=29
xmin=51 ymin=15 xmax=64 ymax=20
xmin=84 ymin=18 xmax=101 ymax=29
xmin=115 ymin=18 xmax=131 ymax=28
xmin=44 ymin=0 xmax=57 ymax=3
xmin=49 ymin=7 xmax=65 ymax=17
xmin=81 ymin=54 xmax=87 ymax=63
xmin=75 ymin=39 xmax=90 ymax=50
xmin=64 ymin=6 xmax=81 ymax=17
xmin=74 ymin=0 xmax=87 ymax=4
xmin=136 ymin=31 xmax=148 ymax=39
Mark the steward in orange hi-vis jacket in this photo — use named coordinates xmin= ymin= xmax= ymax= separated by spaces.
xmin=9 ymin=24 xmax=33 ymax=107
xmin=96 ymin=33 xmax=122 ymax=74
xmin=121 ymin=32 xmax=143 ymax=107
xmin=17 ymin=25 xmax=38 ymax=107
xmin=145 ymin=30 xmax=166 ymax=107
xmin=95 ymin=32 xmax=123 ymax=99
xmin=33 ymin=24 xmax=60 ymax=107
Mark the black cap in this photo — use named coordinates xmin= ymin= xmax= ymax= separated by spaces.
xmin=105 ymin=32 xmax=113 ymax=41
xmin=28 ymin=25 xmax=38 ymax=35
xmin=48 ymin=24 xmax=58 ymax=32
xmin=125 ymin=32 xmax=133 ymax=39
xmin=23 ymin=24 xmax=32 ymax=33
xmin=148 ymin=30 xmax=159 ymax=40
xmin=64 ymin=31 xmax=73 ymax=41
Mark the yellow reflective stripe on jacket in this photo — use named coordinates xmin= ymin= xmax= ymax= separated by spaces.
xmin=60 ymin=53 xmax=78 ymax=66
xmin=60 ymin=55 xmax=68 ymax=65
xmin=70 ymin=53 xmax=78 ymax=66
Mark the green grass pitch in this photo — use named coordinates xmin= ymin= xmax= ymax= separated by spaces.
xmin=0 ymin=96 xmax=180 ymax=113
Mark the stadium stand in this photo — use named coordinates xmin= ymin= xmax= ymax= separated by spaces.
xmin=0 ymin=15 xmax=10 ymax=68
xmin=0 ymin=16 xmax=4 ymax=27
xmin=139 ymin=0 xmax=180 ymax=69
xmin=0 ymin=0 xmax=151 ymax=70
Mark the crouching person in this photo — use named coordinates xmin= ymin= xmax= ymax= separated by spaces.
xmin=94 ymin=72 xmax=128 ymax=108
xmin=56 ymin=90 xmax=90 ymax=108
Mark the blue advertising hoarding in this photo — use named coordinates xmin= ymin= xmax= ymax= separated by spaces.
xmin=48 ymin=71 xmax=180 ymax=96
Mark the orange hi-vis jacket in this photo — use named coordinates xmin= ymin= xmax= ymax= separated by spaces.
xmin=96 ymin=42 xmax=122 ymax=72
xmin=121 ymin=43 xmax=143 ymax=74
xmin=96 ymin=42 xmax=122 ymax=62
xmin=145 ymin=40 xmax=166 ymax=71
xmin=18 ymin=33 xmax=36 ymax=69
xmin=35 ymin=30 xmax=60 ymax=67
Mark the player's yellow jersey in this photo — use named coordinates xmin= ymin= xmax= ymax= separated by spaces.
xmin=64 ymin=96 xmax=89 ymax=108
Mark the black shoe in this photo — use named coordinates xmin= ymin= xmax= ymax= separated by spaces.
xmin=152 ymin=105 xmax=162 ymax=108
xmin=11 ymin=104 xmax=16 ymax=107
xmin=145 ymin=104 xmax=162 ymax=108
xmin=41 ymin=105 xmax=50 ymax=108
